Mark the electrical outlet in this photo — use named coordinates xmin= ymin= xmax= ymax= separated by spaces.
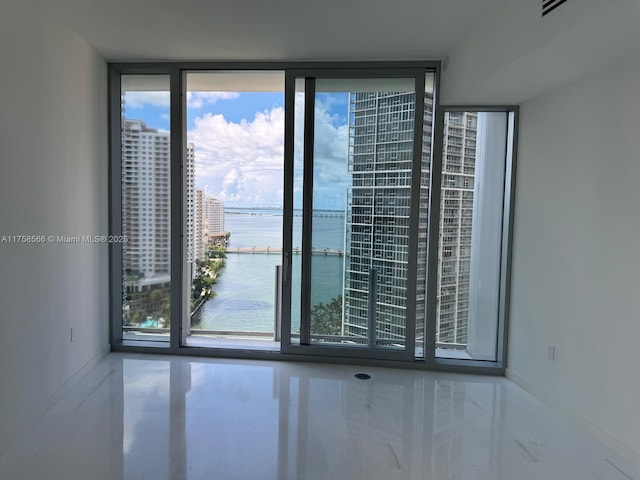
xmin=547 ymin=345 xmax=556 ymax=361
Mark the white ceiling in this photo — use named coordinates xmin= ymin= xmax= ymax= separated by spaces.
xmin=55 ymin=0 xmax=504 ymax=62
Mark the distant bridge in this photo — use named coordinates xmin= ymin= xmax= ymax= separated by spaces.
xmin=229 ymin=247 xmax=344 ymax=256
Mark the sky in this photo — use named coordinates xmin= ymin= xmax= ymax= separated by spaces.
xmin=123 ymin=89 xmax=351 ymax=210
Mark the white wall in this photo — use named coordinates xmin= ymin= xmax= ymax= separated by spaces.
xmin=442 ymin=0 xmax=640 ymax=105
xmin=509 ymin=53 xmax=640 ymax=473
xmin=0 ymin=0 xmax=109 ymax=457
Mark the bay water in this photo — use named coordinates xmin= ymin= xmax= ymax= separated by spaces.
xmin=191 ymin=210 xmax=345 ymax=333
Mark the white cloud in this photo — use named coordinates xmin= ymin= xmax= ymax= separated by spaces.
xmin=123 ymin=91 xmax=239 ymax=110
xmin=123 ymin=91 xmax=170 ymax=108
xmin=189 ymin=102 xmax=350 ymax=209
xmin=187 ymin=92 xmax=240 ymax=109
xmin=190 ymin=108 xmax=285 ymax=207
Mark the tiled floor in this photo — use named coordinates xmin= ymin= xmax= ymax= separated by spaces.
xmin=0 ymin=353 xmax=636 ymax=480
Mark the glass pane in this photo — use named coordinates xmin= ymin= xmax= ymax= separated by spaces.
xmin=436 ymin=111 xmax=508 ymax=361
xmin=415 ymin=73 xmax=435 ymax=358
xmin=290 ymin=78 xmax=305 ymax=344
xmin=184 ymin=71 xmax=285 ymax=350
xmin=121 ymin=75 xmax=171 ymax=343
xmin=307 ymin=84 xmax=350 ymax=345
xmin=301 ymin=78 xmax=417 ymax=349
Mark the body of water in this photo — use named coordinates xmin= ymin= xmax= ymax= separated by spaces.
xmin=191 ymin=210 xmax=345 ymax=333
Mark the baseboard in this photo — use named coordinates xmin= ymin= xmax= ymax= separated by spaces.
xmin=44 ymin=349 xmax=109 ymax=413
xmin=506 ymin=367 xmax=640 ymax=480
xmin=0 ymin=348 xmax=109 ymax=461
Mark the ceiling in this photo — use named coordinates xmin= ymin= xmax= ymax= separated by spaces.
xmin=55 ymin=0 xmax=505 ymax=62
xmin=49 ymin=0 xmax=640 ymax=105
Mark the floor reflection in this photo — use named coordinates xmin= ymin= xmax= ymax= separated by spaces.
xmin=0 ymin=354 xmax=634 ymax=480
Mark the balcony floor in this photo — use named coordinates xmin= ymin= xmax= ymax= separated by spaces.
xmin=186 ymin=333 xmax=280 ymax=350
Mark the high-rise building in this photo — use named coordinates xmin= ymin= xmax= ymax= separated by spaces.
xmin=194 ymin=189 xmax=207 ymax=262
xmin=194 ymin=188 xmax=225 ymax=261
xmin=343 ymin=92 xmax=475 ymax=347
xmin=436 ymin=112 xmax=477 ymax=344
xmin=121 ymin=123 xmax=197 ymax=276
xmin=121 ymin=119 xmax=172 ymax=323
xmin=121 ymin=119 xmax=171 ymax=280
xmin=203 ymin=195 xmax=225 ymax=236
xmin=343 ymin=91 xmax=429 ymax=343
xmin=186 ymin=143 xmax=196 ymax=265
xmin=121 ymin=121 xmax=196 ymax=322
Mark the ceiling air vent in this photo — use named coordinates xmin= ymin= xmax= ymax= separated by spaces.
xmin=542 ymin=0 xmax=568 ymax=17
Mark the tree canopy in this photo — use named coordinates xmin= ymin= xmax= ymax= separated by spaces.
xmin=310 ymin=295 xmax=343 ymax=336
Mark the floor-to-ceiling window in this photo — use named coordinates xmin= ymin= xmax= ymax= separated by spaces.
xmin=182 ymin=71 xmax=285 ymax=351
xmin=109 ymin=63 xmax=516 ymax=372
xmin=115 ymin=74 xmax=172 ymax=345
xmin=434 ymin=110 xmax=515 ymax=362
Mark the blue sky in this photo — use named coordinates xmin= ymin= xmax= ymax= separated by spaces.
xmin=122 ymin=91 xmax=348 ymax=133
xmin=188 ymin=92 xmax=284 ymax=127
xmin=123 ymin=90 xmax=351 ymax=209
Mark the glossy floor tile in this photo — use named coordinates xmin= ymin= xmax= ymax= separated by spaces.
xmin=0 ymin=353 xmax=636 ymax=480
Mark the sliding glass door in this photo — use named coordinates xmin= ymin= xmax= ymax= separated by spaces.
xmin=281 ymin=69 xmax=435 ymax=360
xmin=181 ymin=71 xmax=285 ymax=351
